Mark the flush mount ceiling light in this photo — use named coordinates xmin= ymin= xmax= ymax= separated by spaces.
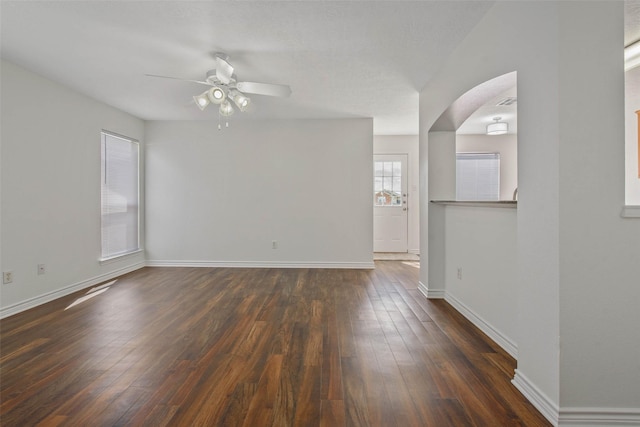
xmin=147 ymin=52 xmax=291 ymax=129
xmin=487 ymin=117 xmax=508 ymax=135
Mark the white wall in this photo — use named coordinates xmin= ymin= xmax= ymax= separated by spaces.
xmin=145 ymin=119 xmax=373 ymax=268
xmin=444 ymin=205 xmax=518 ymax=357
xmin=420 ymin=2 xmax=639 ymax=425
xmin=373 ymin=135 xmax=419 ymax=253
xmin=625 ymin=66 xmax=640 ymax=205
xmin=1 ymin=60 xmax=146 ymax=317
xmin=422 ymin=131 xmax=456 ymax=298
xmin=456 ymin=134 xmax=518 ymax=201
xmin=556 ymin=2 xmax=639 ymax=414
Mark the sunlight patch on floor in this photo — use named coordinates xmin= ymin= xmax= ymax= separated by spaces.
xmin=86 ymin=279 xmax=117 ymax=294
xmin=401 ymin=261 xmax=420 ymax=269
xmin=65 ymin=280 xmax=117 ymax=310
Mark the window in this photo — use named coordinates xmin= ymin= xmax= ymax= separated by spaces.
xmin=101 ymin=131 xmax=139 ymax=259
xmin=456 ymin=153 xmax=500 ymax=201
xmin=625 ymin=38 xmax=640 ymax=207
xmin=625 ymin=59 xmax=640 ymax=206
xmin=374 ymin=160 xmax=402 ymax=206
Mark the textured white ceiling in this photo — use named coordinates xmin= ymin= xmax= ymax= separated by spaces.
xmin=0 ymin=1 xmax=495 ymax=135
xmin=627 ymin=1 xmax=640 ymax=46
xmin=432 ymin=72 xmax=517 ymax=135
xmin=456 ymin=87 xmax=518 ymax=135
xmin=3 ymin=2 xmax=636 ymax=135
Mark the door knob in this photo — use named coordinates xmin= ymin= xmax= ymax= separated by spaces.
xmin=403 ymin=208 xmax=407 ymax=211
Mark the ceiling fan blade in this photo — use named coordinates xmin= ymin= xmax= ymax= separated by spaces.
xmin=145 ymin=74 xmax=210 ymax=86
xmin=236 ymin=81 xmax=292 ymax=97
xmin=215 ymin=56 xmax=234 ymax=85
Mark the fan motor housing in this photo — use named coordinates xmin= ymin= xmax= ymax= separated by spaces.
xmin=206 ymin=69 xmax=236 ymax=87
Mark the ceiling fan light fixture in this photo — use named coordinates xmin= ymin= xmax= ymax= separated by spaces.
xmin=219 ymin=100 xmax=234 ymax=117
xmin=487 ymin=117 xmax=508 ymax=135
xmin=229 ymin=90 xmax=251 ymax=112
xmin=146 ymin=54 xmax=291 ymax=120
xmin=194 ymin=91 xmax=210 ymax=111
xmin=208 ymin=86 xmax=226 ymax=104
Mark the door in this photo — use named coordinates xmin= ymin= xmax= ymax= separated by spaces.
xmin=373 ymin=154 xmax=408 ymax=252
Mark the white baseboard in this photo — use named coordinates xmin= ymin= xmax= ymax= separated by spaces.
xmin=512 ymin=369 xmax=559 ymax=426
xmin=621 ymin=205 xmax=640 ymax=218
xmin=558 ymin=407 xmax=640 ymax=426
xmin=0 ymin=262 xmax=146 ymax=319
xmin=408 ymin=249 xmax=420 ymax=255
xmin=512 ymin=370 xmax=640 ymax=426
xmin=445 ymin=292 xmax=518 ymax=359
xmin=145 ymin=260 xmax=375 ymax=269
xmin=415 ymin=284 xmax=517 ymax=358
xmin=417 ymin=281 xmax=445 ymax=299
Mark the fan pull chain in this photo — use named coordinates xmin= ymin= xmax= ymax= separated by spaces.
xmin=217 ymin=112 xmax=229 ymax=131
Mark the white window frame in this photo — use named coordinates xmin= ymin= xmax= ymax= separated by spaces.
xmin=456 ymin=152 xmax=500 ymax=201
xmin=100 ymin=131 xmax=140 ymax=261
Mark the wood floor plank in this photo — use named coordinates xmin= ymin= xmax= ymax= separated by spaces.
xmin=0 ymin=262 xmax=551 ymax=426
xmin=351 ymin=327 xmax=397 ymax=426
xmin=321 ymin=297 xmax=343 ymax=401
xmin=240 ymin=355 xmax=282 ymax=427
xmin=320 ymin=399 xmax=346 ymax=427
xmin=35 ymin=414 xmax=68 ymax=427
xmin=341 ymin=356 xmax=374 ymax=427
xmin=218 ymin=383 xmax=259 ymax=427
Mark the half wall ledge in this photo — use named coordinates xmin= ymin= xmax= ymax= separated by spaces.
xmin=430 ymin=200 xmax=517 ymax=208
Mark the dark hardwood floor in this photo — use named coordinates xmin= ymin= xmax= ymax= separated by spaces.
xmin=1 ymin=262 xmax=550 ymax=426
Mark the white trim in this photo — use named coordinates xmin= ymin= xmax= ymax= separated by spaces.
xmin=99 ymin=248 xmax=144 ymax=265
xmin=418 ymin=281 xmax=429 ymax=297
xmin=100 ymin=129 xmax=139 ymax=143
xmin=408 ymin=249 xmax=420 ymax=255
xmin=145 ymin=260 xmax=375 ymax=269
xmin=417 ymin=281 xmax=445 ymax=299
xmin=559 ymin=407 xmax=640 ymax=426
xmin=445 ymin=292 xmax=518 ymax=359
xmin=0 ymin=262 xmax=145 ymax=319
xmin=512 ymin=369 xmax=560 ymax=426
xmin=621 ymin=205 xmax=640 ymax=218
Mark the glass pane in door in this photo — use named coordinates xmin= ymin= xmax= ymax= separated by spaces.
xmin=374 ymin=160 xmax=402 ymax=206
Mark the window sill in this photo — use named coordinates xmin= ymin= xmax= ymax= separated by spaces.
xmin=621 ymin=205 xmax=640 ymax=218
xmin=99 ymin=249 xmax=144 ymax=265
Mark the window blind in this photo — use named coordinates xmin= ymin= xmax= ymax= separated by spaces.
xmin=101 ymin=132 xmax=139 ymax=259
xmin=456 ymin=153 xmax=500 ymax=201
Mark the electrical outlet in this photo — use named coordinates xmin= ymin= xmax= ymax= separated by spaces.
xmin=457 ymin=267 xmax=463 ymax=280
xmin=272 ymin=240 xmax=278 ymax=249
xmin=38 ymin=264 xmax=46 ymax=275
xmin=3 ymin=271 xmax=13 ymax=284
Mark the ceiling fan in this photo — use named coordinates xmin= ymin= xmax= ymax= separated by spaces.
xmin=146 ymin=53 xmax=291 ymax=119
